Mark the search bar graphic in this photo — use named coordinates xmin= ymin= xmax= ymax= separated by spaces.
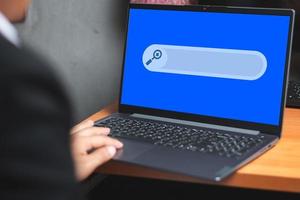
xmin=142 ymin=44 xmax=267 ymax=81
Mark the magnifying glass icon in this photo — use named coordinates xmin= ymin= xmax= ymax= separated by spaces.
xmin=146 ymin=49 xmax=162 ymax=66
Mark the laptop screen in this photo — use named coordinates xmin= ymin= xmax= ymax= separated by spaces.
xmin=120 ymin=6 xmax=291 ymax=126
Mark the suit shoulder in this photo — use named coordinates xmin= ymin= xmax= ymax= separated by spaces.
xmin=0 ymin=41 xmax=53 ymax=76
xmin=0 ymin=38 xmax=66 ymax=95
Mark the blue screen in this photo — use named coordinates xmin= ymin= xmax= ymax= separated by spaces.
xmin=121 ymin=8 xmax=291 ymax=126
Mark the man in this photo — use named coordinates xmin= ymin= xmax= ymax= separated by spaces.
xmin=0 ymin=0 xmax=123 ymax=199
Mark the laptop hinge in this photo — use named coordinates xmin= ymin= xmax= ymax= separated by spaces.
xmin=131 ymin=113 xmax=260 ymax=136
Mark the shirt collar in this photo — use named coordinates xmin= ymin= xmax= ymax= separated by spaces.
xmin=0 ymin=12 xmax=20 ymax=47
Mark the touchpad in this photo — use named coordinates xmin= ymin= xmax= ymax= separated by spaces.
xmin=113 ymin=138 xmax=155 ymax=162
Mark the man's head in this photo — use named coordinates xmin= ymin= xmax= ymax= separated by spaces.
xmin=0 ymin=0 xmax=31 ymax=22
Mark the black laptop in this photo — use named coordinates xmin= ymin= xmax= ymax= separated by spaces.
xmin=95 ymin=4 xmax=295 ymax=181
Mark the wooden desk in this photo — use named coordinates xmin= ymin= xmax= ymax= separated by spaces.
xmin=88 ymin=103 xmax=300 ymax=193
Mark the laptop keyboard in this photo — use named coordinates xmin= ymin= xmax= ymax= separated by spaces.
xmin=95 ymin=117 xmax=265 ymax=159
xmin=287 ymin=80 xmax=300 ymax=108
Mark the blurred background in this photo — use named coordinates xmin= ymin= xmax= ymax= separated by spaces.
xmin=16 ymin=0 xmax=128 ymax=122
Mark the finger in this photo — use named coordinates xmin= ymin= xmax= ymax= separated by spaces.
xmin=71 ymin=120 xmax=94 ymax=134
xmin=86 ymin=146 xmax=117 ymax=172
xmin=73 ymin=127 xmax=110 ymax=137
xmin=77 ymin=135 xmax=123 ymax=153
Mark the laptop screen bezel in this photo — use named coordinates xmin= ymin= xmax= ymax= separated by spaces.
xmin=118 ymin=3 xmax=295 ymax=137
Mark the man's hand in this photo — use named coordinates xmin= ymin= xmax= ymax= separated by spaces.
xmin=70 ymin=120 xmax=123 ymax=181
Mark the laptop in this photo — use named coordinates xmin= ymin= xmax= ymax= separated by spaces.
xmin=95 ymin=4 xmax=295 ymax=181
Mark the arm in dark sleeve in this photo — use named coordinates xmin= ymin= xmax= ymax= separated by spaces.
xmin=0 ymin=45 xmax=81 ymax=200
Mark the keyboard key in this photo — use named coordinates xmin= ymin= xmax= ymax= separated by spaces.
xmin=95 ymin=117 xmax=265 ymax=159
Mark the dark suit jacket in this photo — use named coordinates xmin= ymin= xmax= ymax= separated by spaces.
xmin=0 ymin=35 xmax=80 ymax=200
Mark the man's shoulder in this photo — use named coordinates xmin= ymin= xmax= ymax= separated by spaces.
xmin=0 ymin=36 xmax=61 ymax=89
xmin=0 ymin=35 xmax=54 ymax=76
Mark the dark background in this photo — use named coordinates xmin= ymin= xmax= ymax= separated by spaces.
xmin=88 ymin=175 xmax=300 ymax=199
